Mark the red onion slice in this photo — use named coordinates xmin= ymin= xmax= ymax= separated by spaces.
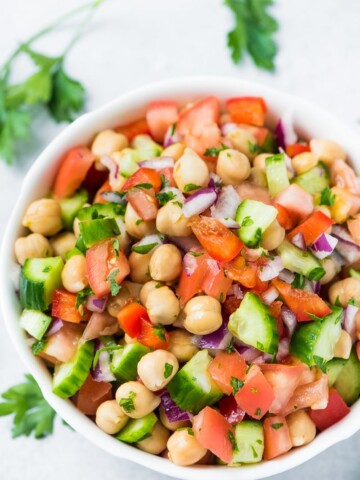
xmin=276 ymin=337 xmax=290 ymax=361
xmin=311 ymin=233 xmax=338 ymax=259
xmin=160 ymin=391 xmax=192 ymax=422
xmin=258 ymin=256 xmax=284 ymax=282
xmin=275 ymin=111 xmax=297 ymax=149
xmin=211 ymin=185 xmax=241 ymax=221
xmin=182 ymin=252 xmax=199 ymax=277
xmin=291 ymin=232 xmax=306 ymax=251
xmin=138 ymin=156 xmax=174 ymax=170
xmin=91 ymin=339 xmax=116 ymax=383
xmin=279 ymin=269 xmax=295 ymax=283
xmin=262 ymin=286 xmax=279 ymax=305
xmin=343 ymin=303 xmax=358 ymax=341
xmin=46 ymin=318 xmax=64 ymax=337
xmin=168 ymin=235 xmax=201 ymax=252
xmin=164 ymin=125 xmax=181 ymax=147
xmin=86 ymin=294 xmax=108 ymax=313
xmin=281 ymin=305 xmax=297 ymax=337
xmin=100 ymin=154 xmax=119 ymax=178
xmin=227 ymin=284 xmax=244 ymax=300
xmin=332 ymin=225 xmax=360 ymax=264
xmin=193 ymin=321 xmax=232 ymax=350
xmin=182 ymin=187 xmax=217 ymax=218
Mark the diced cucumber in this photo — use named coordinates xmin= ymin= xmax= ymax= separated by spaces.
xmin=75 ymin=235 xmax=87 ymax=254
xmin=115 ymin=149 xmax=141 ymax=178
xmin=349 ymin=268 xmax=360 ymax=279
xmin=20 ymin=257 xmax=64 ymax=311
xmin=290 ymin=306 xmax=343 ymax=366
xmin=79 ymin=218 xmax=120 ymax=248
xmin=276 ymin=240 xmax=325 ymax=280
xmin=265 ymin=153 xmax=290 ymax=196
xmin=77 ymin=203 xmax=126 ymax=221
xmin=167 ymin=350 xmax=223 ymax=414
xmin=20 ymin=309 xmax=52 ymax=340
xmin=52 ymin=341 xmax=94 ymax=398
xmin=326 ymin=358 xmax=347 ymax=387
xmin=111 ymin=343 xmax=151 ymax=382
xmin=293 ymin=162 xmax=329 ymax=195
xmin=228 ymin=292 xmax=279 ymax=355
xmin=116 ymin=413 xmax=157 ymax=443
xmin=65 ymin=247 xmax=84 ymax=260
xmin=334 ymin=348 xmax=360 ymax=406
xmin=231 ymin=421 xmax=264 ymax=464
xmin=132 ymin=134 xmax=163 ymax=160
xmin=236 ymin=200 xmax=278 ymax=248
xmin=59 ymin=189 xmax=88 ymax=230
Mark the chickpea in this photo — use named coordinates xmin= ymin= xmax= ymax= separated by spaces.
xmin=91 ymin=129 xmax=128 ymax=158
xmin=253 ymin=153 xmax=273 ymax=171
xmin=162 ymin=142 xmax=186 ymax=161
xmin=183 ymin=296 xmax=222 ymax=335
xmin=49 ymin=232 xmax=76 ymax=259
xmin=167 ymin=429 xmax=207 ymax=466
xmin=140 ymin=280 xmax=162 ymax=305
xmin=128 ymin=251 xmax=152 ymax=284
xmin=310 ymin=138 xmax=346 ymax=165
xmin=173 ymin=148 xmax=209 ymax=193
xmin=115 ymin=381 xmax=160 ymax=419
xmin=61 ymin=254 xmax=88 ymax=293
xmin=107 ymin=281 xmax=142 ymax=317
xmin=319 ymin=257 xmax=340 ymax=285
xmin=226 ymin=128 xmax=258 ymax=159
xmin=138 ymin=350 xmax=179 ymax=391
xmin=333 ymin=329 xmax=352 ymax=359
xmin=14 ymin=233 xmax=53 ymax=266
xmin=73 ymin=217 xmax=81 ymax=239
xmin=136 ymin=421 xmax=170 ymax=455
xmin=291 ymin=152 xmax=317 ymax=174
xmin=124 ymin=203 xmax=156 ymax=239
xmin=22 ymin=199 xmax=63 ymax=236
xmin=168 ymin=329 xmax=198 ymax=362
xmin=95 ymin=400 xmax=129 ymax=435
xmin=286 ymin=410 xmax=316 ymax=447
xmin=159 ymin=407 xmax=191 ymax=431
xmin=149 ymin=244 xmax=182 ymax=282
xmin=156 ymin=201 xmax=192 ymax=237
xmin=146 ymin=287 xmax=180 ymax=325
xmin=328 ymin=277 xmax=360 ymax=307
xmin=216 ymin=149 xmax=251 ymax=185
xmin=261 ymin=220 xmax=285 ymax=251
xmin=248 ymin=166 xmax=267 ymax=188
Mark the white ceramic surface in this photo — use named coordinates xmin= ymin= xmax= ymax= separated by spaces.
xmin=1 ymin=77 xmax=360 ymax=480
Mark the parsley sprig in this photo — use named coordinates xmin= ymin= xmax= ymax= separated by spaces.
xmin=225 ymin=0 xmax=278 ymax=71
xmin=0 ymin=1 xmax=106 ymax=164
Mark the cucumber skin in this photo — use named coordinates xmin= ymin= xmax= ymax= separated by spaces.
xmin=326 ymin=358 xmax=347 ymax=387
xmin=79 ymin=218 xmax=120 ymax=248
xmin=20 ymin=257 xmax=64 ymax=311
xmin=236 ymin=200 xmax=277 ymax=248
xmin=52 ymin=341 xmax=94 ymax=399
xmin=334 ymin=349 xmax=360 ymax=406
xmin=276 ymin=240 xmax=325 ymax=280
xmin=111 ymin=343 xmax=151 ymax=382
xmin=116 ymin=413 xmax=157 ymax=443
xmin=59 ymin=189 xmax=88 ymax=230
xmin=265 ymin=153 xmax=290 ymax=196
xmin=231 ymin=421 xmax=264 ymax=464
xmin=293 ymin=162 xmax=329 ymax=195
xmin=78 ymin=203 xmax=126 ymax=221
xmin=167 ymin=350 xmax=223 ymax=414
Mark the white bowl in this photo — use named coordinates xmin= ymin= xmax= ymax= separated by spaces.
xmin=1 ymin=76 xmax=360 ymax=480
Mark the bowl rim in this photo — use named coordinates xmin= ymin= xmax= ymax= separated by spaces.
xmin=1 ymin=75 xmax=360 ymax=480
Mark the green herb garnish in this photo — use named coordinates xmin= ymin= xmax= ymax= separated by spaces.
xmin=106 ymin=269 xmax=121 ymax=296
xmin=156 ymin=191 xmax=176 ymax=206
xmin=75 ymin=286 xmax=94 ymax=310
xmin=292 ymin=273 xmax=305 ymax=290
xmin=204 ymin=143 xmax=229 ymax=157
xmin=119 ymin=391 xmax=136 ymax=413
xmin=271 ymin=422 xmax=284 ymax=429
xmin=31 ymin=340 xmax=47 ymax=356
xmin=131 ymin=243 xmax=158 ymax=254
xmin=134 ymin=183 xmax=153 ymax=190
xmin=320 ymin=186 xmax=336 ymax=207
xmin=230 ymin=376 xmax=244 ymax=395
xmin=164 ymin=363 xmax=174 ymax=379
xmin=241 ymin=216 xmax=254 ymax=227
xmin=313 ymin=355 xmax=327 ymax=373
xmin=183 ymin=183 xmax=201 ymax=192
xmin=151 ymin=324 xmax=167 ymax=342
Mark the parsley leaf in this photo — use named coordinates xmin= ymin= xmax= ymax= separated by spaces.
xmin=230 ymin=376 xmax=244 ymax=395
xmin=292 ymin=273 xmax=305 ymax=290
xmin=106 ymin=269 xmax=121 ymax=296
xmin=271 ymin=422 xmax=284 ymax=429
xmin=31 ymin=340 xmax=47 ymax=356
xmin=0 ymin=374 xmax=56 ymax=439
xmin=189 ymin=251 xmax=204 ymax=257
xmin=225 ymin=0 xmax=278 ymax=71
xmin=183 ymin=183 xmax=201 ymax=192
xmin=308 ymin=267 xmax=325 ymax=281
xmin=320 ymin=186 xmax=336 ymax=207
xmin=134 ymin=183 xmax=153 ymax=190
xmin=164 ymin=363 xmax=174 ymax=379
xmin=75 ymin=286 xmax=94 ymax=310
xmin=48 ymin=65 xmax=85 ymax=122
xmin=132 ymin=242 xmax=158 ymax=254
xmin=151 ymin=324 xmax=167 ymax=341
xmin=119 ymin=391 xmax=136 ymax=413
xmin=160 ymin=174 xmax=169 ymax=189
xmin=156 ymin=191 xmax=176 ymax=206
xmin=113 ymin=239 xmax=120 ymax=258
xmin=226 ymin=338 xmax=235 ymax=353
xmin=204 ymin=143 xmax=229 ymax=157
xmin=255 ymin=407 xmax=262 ymax=416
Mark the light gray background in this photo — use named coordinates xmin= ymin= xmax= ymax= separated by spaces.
xmin=1 ymin=0 xmax=360 ymax=479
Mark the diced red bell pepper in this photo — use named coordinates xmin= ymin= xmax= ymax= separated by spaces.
xmin=309 ymin=388 xmax=350 ymax=431
xmin=177 ymin=96 xmax=220 ymax=136
xmin=274 ymin=203 xmax=296 ymax=230
xmin=117 ymin=302 xmax=148 ymax=338
xmin=121 ymin=168 xmax=162 ymax=193
xmin=146 ymin=101 xmax=179 ymax=142
xmin=222 ymin=256 xmax=257 ymax=289
xmin=288 ymin=211 xmax=334 ymax=246
xmin=137 ymin=318 xmax=170 ymax=350
xmin=226 ymin=97 xmax=267 ymax=127
xmin=52 ymin=289 xmax=84 ymax=323
xmin=285 ymin=143 xmax=310 ymax=158
xmin=263 ymin=415 xmax=292 ymax=460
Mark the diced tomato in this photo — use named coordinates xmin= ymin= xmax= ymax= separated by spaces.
xmin=117 ymin=302 xmax=148 ymax=338
xmin=260 ymin=364 xmax=305 ymax=414
xmin=177 ymin=251 xmax=207 ymax=304
xmin=219 ymin=395 xmax=246 ymax=425
xmin=177 ymin=96 xmax=220 ymax=136
xmin=86 ymin=239 xmax=130 ymax=298
xmin=158 ymin=167 xmax=176 ymax=187
xmin=288 ymin=211 xmax=334 ymax=246
xmin=238 ymin=124 xmax=269 ymax=145
xmin=234 ymin=364 xmax=275 ymax=420
xmin=190 ymin=216 xmax=243 ymax=263
xmin=222 ymin=295 xmax=242 ymax=318
xmin=331 ymin=159 xmax=360 ymax=194
xmin=121 ymin=168 xmax=162 ymax=193
xmin=193 ymin=407 xmax=234 ymax=464
xmin=53 ymin=147 xmax=95 ymax=199
xmin=283 ymin=356 xmax=317 ymax=385
xmin=285 ymin=143 xmax=310 ymax=158
xmin=274 ymin=203 xmax=296 ymax=230
xmin=115 ymin=118 xmax=150 ymax=141
xmin=208 ymin=351 xmax=247 ymax=395
xmin=74 ymin=375 xmax=113 ymax=415
xmin=272 ymin=279 xmax=331 ymax=322
xmin=269 ymin=301 xmax=285 ymax=338
xmin=222 ymin=256 xmax=257 ymax=289
xmin=41 ymin=322 xmax=82 ymax=363
xmin=226 ymin=97 xmax=267 ymax=127
xmin=93 ymin=178 xmax=111 ymax=204
xmin=202 ymin=258 xmax=232 ymax=302
xmin=274 ymin=184 xmax=314 ymax=220
xmin=137 ymin=318 xmax=169 ymax=349
xmin=52 ymin=289 xmax=84 ymax=323
xmin=185 ymin=122 xmax=221 ymax=159
xmin=146 ymin=101 xmax=179 ymax=142
xmin=126 ymin=188 xmax=158 ymax=221
xmin=309 ymin=388 xmax=350 ymax=431
xmin=284 ymin=372 xmax=329 ymax=415
xmin=263 ymin=416 xmax=292 ymax=460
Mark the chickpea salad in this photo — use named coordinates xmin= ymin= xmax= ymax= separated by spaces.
xmin=15 ymin=96 xmax=360 ymax=466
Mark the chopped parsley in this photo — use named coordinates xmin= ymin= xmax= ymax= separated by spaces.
xmin=251 ymin=445 xmax=259 ymax=459
xmin=75 ymin=286 xmax=94 ymax=310
xmin=226 ymin=338 xmax=235 ymax=353
xmin=156 ymin=191 xmax=176 ymax=206
xmin=31 ymin=339 xmax=47 ymax=356
xmin=308 ymin=267 xmax=325 ymax=281
xmin=151 ymin=324 xmax=167 ymax=342
xmin=228 ymin=431 xmax=237 ymax=451
xmin=251 ymin=387 xmax=258 ymax=393
xmin=183 ymin=183 xmax=201 ymax=193
xmin=204 ymin=143 xmax=229 ymax=158
xmin=134 ymin=183 xmax=153 ymax=189
xmin=255 ymin=408 xmax=262 ymax=416
xmin=349 ymin=297 xmax=359 ymax=307
xmin=113 ymin=239 xmax=120 ymax=258
xmin=131 ymin=243 xmax=158 ymax=254
xmin=189 ymin=251 xmax=204 ymax=257
xmin=106 ymin=269 xmax=121 ymax=296
xmin=170 ymin=123 xmax=176 ymax=136
xmin=271 ymin=423 xmax=284 ymax=430
xmin=241 ymin=216 xmax=254 ymax=227
xmin=160 ymin=174 xmax=169 ymax=189
xmin=248 ymin=141 xmax=259 ymax=154
xmin=292 ymin=273 xmax=305 ymax=290
xmin=164 ymin=363 xmax=174 ymax=379
xmin=256 ymin=341 xmax=265 ymax=351
xmin=320 ymin=186 xmax=336 ymax=206
xmin=119 ymin=391 xmax=136 ymax=413
xmin=172 ymin=201 xmax=183 ymax=208
xmin=230 ymin=376 xmax=244 ymax=395
xmin=135 ymin=218 xmax=144 ymax=225
xmin=219 ymin=292 xmax=224 ymax=303
xmin=42 ymin=266 xmax=51 ymax=273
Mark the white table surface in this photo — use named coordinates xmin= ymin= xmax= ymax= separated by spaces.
xmin=1 ymin=0 xmax=360 ymax=478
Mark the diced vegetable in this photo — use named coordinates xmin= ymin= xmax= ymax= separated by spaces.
xmin=276 ymin=240 xmax=325 ymax=280
xmin=111 ymin=343 xmax=150 ymax=382
xmin=20 ymin=309 xmax=52 ymax=340
xmin=59 ymin=189 xmax=88 ymax=230
xmin=265 ymin=153 xmax=290 ymax=196
xmin=177 ymin=96 xmax=220 ymax=135
xmin=333 ymin=348 xmax=360 ymax=406
xmin=288 ymin=211 xmax=334 ymax=247
xmin=116 ymin=413 xmax=157 ymax=443
xmin=226 ymin=97 xmax=266 ymax=127
xmin=263 ymin=416 xmax=292 ymax=460
xmin=208 ymin=351 xmax=247 ymax=395
xmin=292 ymin=162 xmax=330 ymax=195
xmin=231 ymin=421 xmax=264 ymax=464
xmin=309 ymin=388 xmax=350 ymax=431
xmin=236 ymin=199 xmax=277 ymax=248
xmin=146 ymin=101 xmax=179 ymax=142
xmin=79 ymin=218 xmax=120 ymax=248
